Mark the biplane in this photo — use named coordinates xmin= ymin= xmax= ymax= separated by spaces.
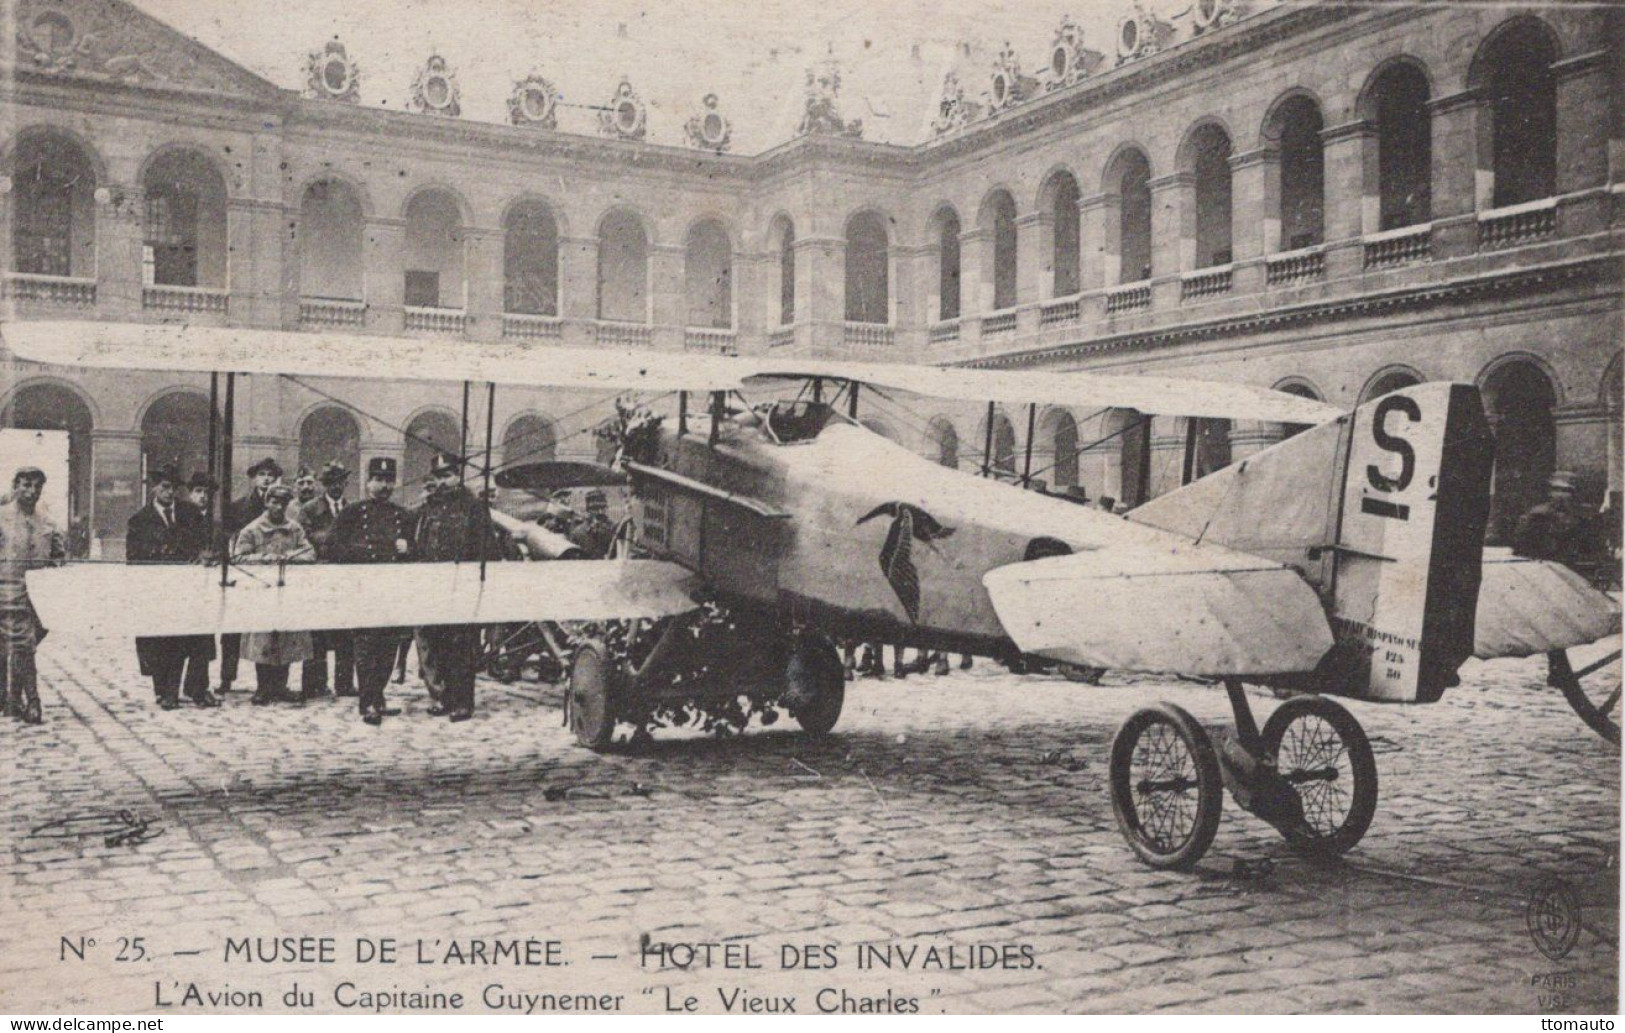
xmin=6 ymin=321 xmax=1618 ymax=871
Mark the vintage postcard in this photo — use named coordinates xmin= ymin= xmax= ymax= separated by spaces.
xmin=0 ymin=0 xmax=1619 ymax=1017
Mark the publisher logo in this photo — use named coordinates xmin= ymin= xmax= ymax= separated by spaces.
xmin=1526 ymin=877 xmax=1583 ymax=962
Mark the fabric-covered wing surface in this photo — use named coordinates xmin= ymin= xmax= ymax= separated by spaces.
xmin=982 ymin=546 xmax=1333 ymax=676
xmin=26 ymin=560 xmax=699 ymax=639
xmin=1473 ymin=551 xmax=1620 ymax=659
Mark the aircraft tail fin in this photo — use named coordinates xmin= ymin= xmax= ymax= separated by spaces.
xmin=1130 ymin=382 xmax=1496 ymax=702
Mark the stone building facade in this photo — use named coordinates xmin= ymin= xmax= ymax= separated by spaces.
xmin=2 ymin=0 xmax=1620 ymax=556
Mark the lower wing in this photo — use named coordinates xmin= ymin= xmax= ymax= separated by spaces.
xmin=1473 ymin=551 xmax=1620 ymax=660
xmin=982 ymin=546 xmax=1333 ymax=677
xmin=26 ymin=561 xmax=699 ymax=639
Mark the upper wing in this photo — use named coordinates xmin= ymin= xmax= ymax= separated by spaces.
xmin=748 ymin=358 xmax=1341 ymax=425
xmin=26 ymin=561 xmax=699 ymax=639
xmin=982 ymin=544 xmax=1333 ymax=677
xmin=1473 ymin=551 xmax=1620 ymax=659
xmin=2 ymin=321 xmax=743 ymax=394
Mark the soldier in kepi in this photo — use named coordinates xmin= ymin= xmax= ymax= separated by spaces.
xmin=413 ymin=453 xmax=500 ymax=723
xmin=126 ymin=466 xmax=219 ymax=710
xmin=328 ymin=458 xmax=413 ymax=726
xmin=0 ymin=467 xmax=65 ymax=724
xmin=299 ymin=461 xmax=355 ymax=698
xmin=232 ymin=483 xmax=316 ymax=705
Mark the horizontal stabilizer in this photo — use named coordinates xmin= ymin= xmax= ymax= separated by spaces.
xmin=26 ymin=560 xmax=699 ymax=639
xmin=982 ymin=547 xmax=1333 ymax=676
xmin=1473 ymin=551 xmax=1620 ymax=659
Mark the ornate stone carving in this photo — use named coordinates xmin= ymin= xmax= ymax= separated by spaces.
xmin=1116 ymin=4 xmax=1176 ymax=65
xmin=305 ymin=40 xmax=359 ymax=102
xmin=795 ymin=55 xmax=862 ymax=139
xmin=15 ymin=0 xmax=268 ymax=94
xmin=409 ymin=54 xmax=461 ymax=117
xmin=684 ymin=93 xmax=731 ymax=152
xmin=508 ymin=74 xmax=558 ymax=128
xmin=986 ymin=42 xmax=1037 ymax=112
xmin=930 ymin=70 xmax=982 ymax=137
xmin=1192 ymin=0 xmax=1252 ymax=35
xmin=597 ymin=77 xmax=647 ymax=140
xmin=1044 ymin=17 xmax=1105 ymax=91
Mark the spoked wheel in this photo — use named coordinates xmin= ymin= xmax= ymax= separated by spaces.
xmin=1109 ymin=704 xmax=1224 ymax=870
xmin=1550 ymin=646 xmax=1622 ymax=747
xmin=1261 ymin=696 xmax=1378 ymax=856
xmin=567 ymin=640 xmax=623 ymax=750
xmin=784 ymin=635 xmax=845 ymax=737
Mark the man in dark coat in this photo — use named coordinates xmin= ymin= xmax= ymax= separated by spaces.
xmin=217 ymin=457 xmax=281 ymax=694
xmin=1514 ymin=472 xmax=1582 ymax=568
xmin=328 ymin=458 xmax=413 ymax=725
xmin=298 ymin=460 xmax=355 ymax=697
xmin=413 ymin=453 xmax=501 ymax=722
xmin=127 ymin=466 xmax=219 ymax=710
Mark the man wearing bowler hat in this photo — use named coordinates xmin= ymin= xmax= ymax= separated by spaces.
xmin=127 ymin=466 xmax=218 ymax=710
xmin=299 ymin=460 xmax=355 ymax=697
xmin=328 ymin=457 xmax=413 ymax=725
xmin=412 ymin=453 xmax=500 ymax=722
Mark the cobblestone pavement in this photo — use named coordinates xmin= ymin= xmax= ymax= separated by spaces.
xmin=0 ymin=635 xmax=1617 ymax=1015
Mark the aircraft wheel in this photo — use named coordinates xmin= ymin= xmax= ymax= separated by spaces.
xmin=1549 ymin=648 xmax=1621 ymax=747
xmin=1261 ymin=696 xmax=1378 ymax=856
xmin=785 ymin=635 xmax=844 ymax=737
xmin=567 ymin=640 xmax=623 ymax=750
xmin=1109 ymin=704 xmax=1223 ymax=870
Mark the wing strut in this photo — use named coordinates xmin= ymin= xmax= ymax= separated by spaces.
xmin=981 ymin=400 xmax=996 ymax=478
xmin=480 ymin=381 xmax=496 ymax=584
xmin=1021 ymin=402 xmax=1036 ymax=489
xmin=218 ymin=372 xmax=236 ymax=588
xmin=459 ymin=380 xmax=471 ymax=488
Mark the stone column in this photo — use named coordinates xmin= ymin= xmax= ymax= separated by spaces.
xmin=558 ymin=234 xmax=599 ymax=349
xmin=799 ymin=234 xmax=844 ymax=353
xmin=463 ymin=226 xmax=503 ymax=342
xmin=1426 ymin=89 xmax=1486 ymax=260
xmin=1145 ymin=416 xmax=1187 ymax=500
xmin=1080 ymin=193 xmax=1109 ymax=293
xmin=1229 ymin=148 xmax=1271 ymax=294
xmin=1015 ymin=211 xmax=1046 ymax=333
xmin=958 ymin=227 xmax=990 ymax=316
xmin=1554 ymin=50 xmax=1613 ymax=237
xmin=1230 ymin=419 xmax=1285 ymax=461
xmin=90 ymin=428 xmax=142 ymax=558
xmin=1555 ymin=402 xmax=1612 ymax=497
xmin=95 ymin=185 xmax=144 ymax=319
xmin=649 ymin=243 xmax=683 ymax=350
xmin=226 ymin=197 xmax=285 ymax=329
xmin=1320 ymin=119 xmax=1372 ymax=278
xmin=363 ymin=217 xmax=406 ymax=333
xmin=892 ymin=243 xmax=929 ymax=356
xmin=1148 ymin=172 xmax=1192 ymax=309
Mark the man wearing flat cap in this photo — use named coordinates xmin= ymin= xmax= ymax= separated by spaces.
xmin=299 ymin=460 xmax=355 ymax=698
xmin=127 ymin=466 xmax=218 ymax=710
xmin=232 ymin=482 xmax=315 ymax=704
xmin=218 ymin=456 xmax=283 ymax=694
xmin=412 ymin=453 xmax=501 ymax=722
xmin=0 ymin=467 xmax=65 ymax=724
xmin=329 ymin=457 xmax=413 ymax=725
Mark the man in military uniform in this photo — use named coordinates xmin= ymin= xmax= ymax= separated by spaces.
xmin=0 ymin=467 xmax=65 ymax=724
xmin=413 ymin=453 xmax=500 ymax=723
xmin=571 ymin=489 xmax=617 ymax=558
xmin=127 ymin=466 xmax=219 ymax=710
xmin=299 ymin=461 xmax=355 ymax=697
xmin=1514 ymin=472 xmax=1583 ymax=568
xmin=329 ymin=458 xmax=413 ymax=725
xmin=218 ymin=457 xmax=282 ymax=694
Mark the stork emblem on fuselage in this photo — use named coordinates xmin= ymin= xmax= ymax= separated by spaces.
xmin=855 ymin=502 xmax=956 ymax=623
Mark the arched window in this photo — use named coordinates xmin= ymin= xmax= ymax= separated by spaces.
xmin=928 ymin=418 xmax=959 ymax=469
xmin=932 ymin=208 xmax=962 ymax=321
xmin=141 ymin=150 xmax=227 ymax=289
xmin=771 ymin=216 xmax=795 ymax=326
xmin=403 ymin=410 xmax=461 ymax=493
xmin=1363 ymin=368 xmax=1422 ymax=403
xmin=503 ymin=202 xmax=558 ymax=316
xmin=684 ymin=220 xmax=733 ymax=329
xmin=299 ymin=179 xmax=365 ymax=301
xmin=11 ymin=132 xmax=97 ymax=278
xmin=298 ymin=407 xmax=361 ymax=500
xmin=1185 ymin=124 xmax=1233 ymax=268
xmin=2 ymin=383 xmax=94 ymax=547
xmin=1273 ymin=380 xmax=1322 ymax=440
xmin=844 ymin=211 xmax=889 ymax=324
xmin=403 ymin=189 xmax=465 ymax=309
xmin=1268 ymin=97 xmax=1324 ymax=250
xmin=597 ymin=210 xmax=649 ymax=323
xmin=979 ymin=190 xmax=1019 ymax=311
xmin=140 ymin=392 xmax=213 ymax=503
xmin=1478 ymin=21 xmax=1558 ymax=207
xmin=1105 ymin=408 xmax=1150 ymax=508
xmin=502 ymin=414 xmax=556 ymax=468
xmin=1366 ymin=62 xmax=1432 ymax=230
xmin=989 ymin=412 xmax=1017 ymax=479
xmin=1043 ymin=409 xmax=1079 ymax=489
xmin=1482 ymin=360 xmax=1557 ymax=543
xmin=1107 ymin=149 xmax=1152 ymax=284
xmin=1044 ymin=172 xmax=1081 ymax=297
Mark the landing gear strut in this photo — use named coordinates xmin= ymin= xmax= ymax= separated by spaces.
xmin=1108 ymin=683 xmax=1378 ymax=870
